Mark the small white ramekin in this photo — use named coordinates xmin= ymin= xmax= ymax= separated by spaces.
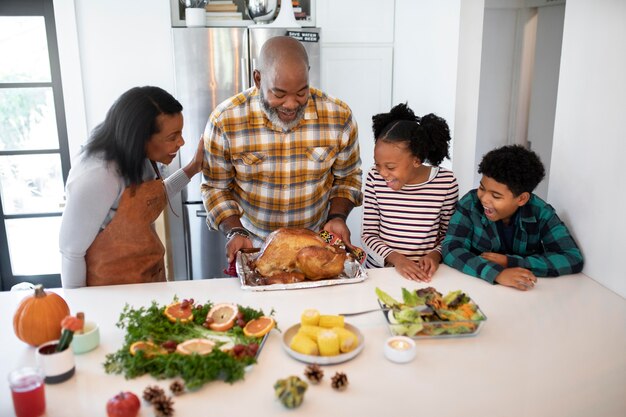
xmin=384 ymin=336 xmax=416 ymax=363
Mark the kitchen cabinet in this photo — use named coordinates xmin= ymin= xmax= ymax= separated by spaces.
xmin=316 ymin=0 xmax=395 ymax=43
xmin=317 ymin=0 xmax=395 ymax=247
xmin=320 ymin=45 xmax=393 ymax=248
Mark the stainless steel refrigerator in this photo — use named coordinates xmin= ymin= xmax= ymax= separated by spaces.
xmin=169 ymin=26 xmax=321 ymax=280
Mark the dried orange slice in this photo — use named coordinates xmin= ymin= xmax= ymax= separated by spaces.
xmin=129 ymin=341 xmax=167 ymax=358
xmin=164 ymin=301 xmax=194 ymax=323
xmin=175 ymin=338 xmax=215 ymax=355
xmin=206 ymin=303 xmax=238 ymax=331
xmin=243 ymin=316 xmax=275 ymax=338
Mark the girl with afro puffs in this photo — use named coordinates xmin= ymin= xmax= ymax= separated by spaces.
xmin=442 ymin=145 xmax=584 ymax=291
xmin=361 ymin=103 xmax=459 ymax=281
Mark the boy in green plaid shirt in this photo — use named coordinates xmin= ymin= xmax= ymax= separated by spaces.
xmin=442 ymin=145 xmax=583 ymax=291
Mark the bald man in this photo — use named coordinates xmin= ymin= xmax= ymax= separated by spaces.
xmin=201 ymin=36 xmax=363 ymax=264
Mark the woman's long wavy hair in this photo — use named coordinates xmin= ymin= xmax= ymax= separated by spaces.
xmin=84 ymin=86 xmax=182 ymax=184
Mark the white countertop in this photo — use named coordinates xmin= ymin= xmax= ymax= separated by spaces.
xmin=1 ymin=265 xmax=625 ymax=417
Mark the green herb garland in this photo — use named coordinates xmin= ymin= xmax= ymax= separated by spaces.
xmin=104 ymin=298 xmax=271 ymax=390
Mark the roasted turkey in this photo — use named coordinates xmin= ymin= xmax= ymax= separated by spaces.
xmin=254 ymin=228 xmax=346 ymax=281
xmin=296 ymin=245 xmax=347 ymax=280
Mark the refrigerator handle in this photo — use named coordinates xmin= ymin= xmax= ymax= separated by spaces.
xmin=249 ymin=58 xmax=258 ymax=89
xmin=241 ymin=57 xmax=248 ymax=90
xmin=195 ymin=210 xmax=208 ymax=218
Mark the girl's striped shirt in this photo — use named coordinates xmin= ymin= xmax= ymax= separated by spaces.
xmin=361 ymin=166 xmax=459 ymax=268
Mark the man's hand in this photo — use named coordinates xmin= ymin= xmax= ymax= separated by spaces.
xmin=221 ymin=216 xmax=253 ymax=263
xmin=324 ymin=198 xmax=354 ymax=245
xmin=226 ymin=235 xmax=253 ymax=264
xmin=323 ymin=217 xmax=352 ymax=246
xmin=495 ymin=267 xmax=537 ymax=291
xmin=481 ymin=252 xmax=508 ymax=268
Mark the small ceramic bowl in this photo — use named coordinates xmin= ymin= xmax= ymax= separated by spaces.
xmin=36 ymin=340 xmax=75 ymax=384
xmin=384 ymin=336 xmax=416 ymax=363
xmin=71 ymin=321 xmax=100 ymax=354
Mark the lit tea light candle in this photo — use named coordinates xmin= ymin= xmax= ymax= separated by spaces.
xmin=389 ymin=339 xmax=412 ymax=350
xmin=384 ymin=336 xmax=416 ymax=363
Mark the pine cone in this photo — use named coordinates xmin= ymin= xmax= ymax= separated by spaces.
xmin=303 ymin=364 xmax=324 ymax=384
xmin=169 ymin=380 xmax=185 ymax=396
xmin=152 ymin=395 xmax=175 ymax=417
xmin=331 ymin=372 xmax=349 ymax=391
xmin=142 ymin=385 xmax=165 ymax=404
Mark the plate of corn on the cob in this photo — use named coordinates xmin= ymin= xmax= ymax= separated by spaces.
xmin=282 ymin=309 xmax=365 ymax=365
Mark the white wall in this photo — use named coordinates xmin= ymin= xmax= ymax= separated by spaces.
xmin=527 ymin=4 xmax=564 ymax=199
xmin=393 ymin=0 xmax=461 ymax=171
xmin=475 ymin=8 xmax=518 ymax=170
xmin=476 ymin=4 xmax=564 ymax=202
xmin=549 ymin=0 xmax=626 ymax=298
xmin=67 ymin=0 xmax=175 ymax=159
xmin=53 ymin=0 xmax=88 ymax=161
xmin=452 ymin=0 xmax=485 ymax=194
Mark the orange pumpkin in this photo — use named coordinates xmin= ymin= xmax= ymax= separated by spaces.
xmin=13 ymin=284 xmax=71 ymax=347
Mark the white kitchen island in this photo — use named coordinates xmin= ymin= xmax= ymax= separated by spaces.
xmin=1 ymin=265 xmax=624 ymax=417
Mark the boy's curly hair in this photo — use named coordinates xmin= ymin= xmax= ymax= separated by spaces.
xmin=478 ymin=145 xmax=545 ymax=196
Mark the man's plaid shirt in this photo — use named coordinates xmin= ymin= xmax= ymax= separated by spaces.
xmin=442 ymin=190 xmax=584 ymax=283
xmin=201 ymin=87 xmax=362 ymax=239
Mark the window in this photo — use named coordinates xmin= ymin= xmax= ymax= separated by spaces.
xmin=0 ymin=0 xmax=70 ymax=290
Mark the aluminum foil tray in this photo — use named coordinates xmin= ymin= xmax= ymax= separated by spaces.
xmin=237 ymin=250 xmax=368 ymax=291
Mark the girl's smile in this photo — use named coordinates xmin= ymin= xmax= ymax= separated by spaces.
xmin=374 ymin=140 xmax=429 ymax=191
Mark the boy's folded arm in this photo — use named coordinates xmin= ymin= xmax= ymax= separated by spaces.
xmin=443 ymin=237 xmax=504 ymax=284
xmin=507 ymin=213 xmax=584 ymax=276
xmin=442 ymin=208 xmax=504 ymax=284
xmin=507 ymin=249 xmax=583 ymax=277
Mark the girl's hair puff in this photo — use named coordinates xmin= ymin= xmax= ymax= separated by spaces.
xmin=372 ymin=103 xmax=451 ymax=166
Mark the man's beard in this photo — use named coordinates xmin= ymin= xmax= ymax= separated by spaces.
xmin=259 ymin=90 xmax=307 ymax=131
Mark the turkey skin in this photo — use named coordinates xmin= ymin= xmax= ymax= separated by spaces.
xmin=254 ymin=228 xmax=346 ymax=281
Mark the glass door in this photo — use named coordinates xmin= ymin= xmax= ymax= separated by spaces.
xmin=0 ymin=0 xmax=70 ymax=290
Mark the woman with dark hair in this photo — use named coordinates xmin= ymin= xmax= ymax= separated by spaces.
xmin=59 ymin=86 xmax=204 ymax=288
xmin=361 ymin=103 xmax=459 ymax=282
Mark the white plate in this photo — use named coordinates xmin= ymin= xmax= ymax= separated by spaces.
xmin=281 ymin=323 xmax=365 ymax=365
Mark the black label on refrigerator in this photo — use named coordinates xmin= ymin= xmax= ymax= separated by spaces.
xmin=286 ymin=31 xmax=319 ymax=43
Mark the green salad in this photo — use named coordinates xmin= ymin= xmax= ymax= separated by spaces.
xmin=375 ymin=287 xmax=486 ymax=337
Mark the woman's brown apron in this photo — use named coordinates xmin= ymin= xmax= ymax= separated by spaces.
xmin=85 ymin=178 xmax=167 ymax=286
